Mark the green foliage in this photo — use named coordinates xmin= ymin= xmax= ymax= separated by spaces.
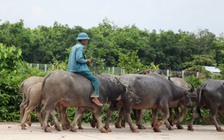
xmin=184 ymin=75 xmax=205 ymax=88
xmin=0 ymin=44 xmax=46 ymax=121
xmin=117 ymin=50 xmax=145 ymax=73
xmin=1 ymin=20 xmax=223 ymax=70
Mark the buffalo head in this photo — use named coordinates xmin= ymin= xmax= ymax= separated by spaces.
xmin=115 ymin=77 xmax=141 ymax=104
xmin=122 ymin=84 xmax=141 ymax=104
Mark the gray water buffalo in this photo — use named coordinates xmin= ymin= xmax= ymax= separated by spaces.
xmin=41 ymin=70 xmax=141 ymax=133
xmin=188 ymin=79 xmax=224 ymax=132
xmin=108 ymin=74 xmax=192 ymax=132
xmin=167 ymin=77 xmax=196 ymax=129
xmin=113 ymin=75 xmax=195 ymax=130
xmin=19 ymin=76 xmax=44 ymax=125
xmin=20 ymin=81 xmax=70 ymax=130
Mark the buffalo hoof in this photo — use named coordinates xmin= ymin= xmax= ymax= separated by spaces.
xmin=54 ymin=124 xmax=62 ymax=131
xmin=78 ymin=126 xmax=83 ymax=130
xmin=99 ymin=127 xmax=108 ymax=133
xmin=168 ymin=126 xmax=173 ymax=130
xmin=154 ymin=121 xmax=162 ymax=128
xmin=106 ymin=127 xmax=112 ymax=132
xmin=187 ymin=125 xmax=194 ymax=131
xmin=21 ymin=124 xmax=26 ymax=130
xmin=216 ymin=127 xmax=224 ymax=132
xmin=27 ymin=122 xmax=32 ymax=126
xmin=137 ymin=124 xmax=146 ymax=129
xmin=176 ymin=124 xmax=184 ymax=129
xmin=62 ymin=126 xmax=68 ymax=130
xmin=50 ymin=121 xmax=54 ymax=126
xmin=168 ymin=120 xmax=174 ymax=126
xmin=62 ymin=124 xmax=70 ymax=130
xmin=70 ymin=127 xmax=77 ymax=132
xmin=103 ymin=125 xmax=112 ymax=132
xmin=90 ymin=120 xmax=96 ymax=128
xmin=44 ymin=127 xmax=51 ymax=132
xmin=115 ymin=123 xmax=122 ymax=128
xmin=131 ymin=128 xmax=139 ymax=133
xmin=121 ymin=121 xmax=126 ymax=128
xmin=151 ymin=123 xmax=154 ymax=128
xmin=153 ymin=128 xmax=161 ymax=132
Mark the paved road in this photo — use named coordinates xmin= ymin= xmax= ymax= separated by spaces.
xmin=0 ymin=123 xmax=224 ymax=140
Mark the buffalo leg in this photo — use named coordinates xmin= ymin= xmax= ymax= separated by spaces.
xmin=154 ymin=103 xmax=171 ymax=132
xmin=209 ymin=105 xmax=224 ymax=132
xmin=187 ymin=107 xmax=198 ymax=131
xmin=58 ymin=105 xmax=70 ymax=130
xmin=114 ymin=106 xmax=124 ymax=128
xmin=168 ymin=108 xmax=174 ymax=126
xmin=19 ymin=95 xmax=27 ymax=123
xmin=175 ymin=106 xmax=187 ymax=129
xmin=70 ymin=107 xmax=85 ymax=132
xmin=35 ymin=109 xmax=43 ymax=127
xmin=19 ymin=102 xmax=26 ymax=123
xmin=42 ymin=101 xmax=58 ymax=132
xmin=49 ymin=110 xmax=61 ymax=131
xmin=21 ymin=105 xmax=36 ymax=130
xmin=90 ymin=113 xmax=98 ymax=128
xmin=124 ymin=107 xmax=139 ymax=133
xmin=135 ymin=109 xmax=146 ymax=129
xmin=151 ymin=109 xmax=158 ymax=128
xmin=77 ymin=112 xmax=84 ymax=129
xmin=104 ymin=103 xmax=116 ymax=132
xmin=92 ymin=108 xmax=107 ymax=133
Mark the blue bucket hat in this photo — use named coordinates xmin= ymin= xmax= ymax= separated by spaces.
xmin=76 ymin=32 xmax=90 ymax=40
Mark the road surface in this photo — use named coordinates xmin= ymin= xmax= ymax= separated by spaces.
xmin=0 ymin=123 xmax=223 ymax=140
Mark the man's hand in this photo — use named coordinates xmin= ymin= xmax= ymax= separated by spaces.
xmin=87 ymin=59 xmax=92 ymax=65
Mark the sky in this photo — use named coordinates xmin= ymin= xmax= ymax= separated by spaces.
xmin=0 ymin=0 xmax=224 ymax=35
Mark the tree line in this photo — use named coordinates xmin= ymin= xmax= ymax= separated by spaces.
xmin=0 ymin=19 xmax=224 ymax=72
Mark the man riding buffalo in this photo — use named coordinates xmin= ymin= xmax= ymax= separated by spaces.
xmin=68 ymin=32 xmax=103 ymax=106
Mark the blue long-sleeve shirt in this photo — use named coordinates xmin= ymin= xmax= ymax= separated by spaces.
xmin=67 ymin=42 xmax=89 ymax=72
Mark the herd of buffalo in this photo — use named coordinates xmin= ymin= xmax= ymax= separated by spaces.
xmin=19 ymin=70 xmax=224 ymax=133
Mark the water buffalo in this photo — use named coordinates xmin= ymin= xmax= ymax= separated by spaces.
xmin=113 ymin=75 xmax=195 ymax=130
xmin=41 ymin=70 xmax=141 ymax=133
xmin=19 ymin=76 xmax=44 ymax=125
xmin=188 ymin=79 xmax=224 ymax=132
xmin=20 ymin=82 xmax=45 ymax=129
xmin=108 ymin=74 xmax=192 ymax=132
xmin=166 ymin=77 xmax=196 ymax=129
xmin=20 ymin=81 xmax=70 ymax=130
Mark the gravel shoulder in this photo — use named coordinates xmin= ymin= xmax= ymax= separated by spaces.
xmin=0 ymin=122 xmax=224 ymax=140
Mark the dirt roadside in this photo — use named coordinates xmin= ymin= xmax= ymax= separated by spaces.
xmin=0 ymin=122 xmax=223 ymax=140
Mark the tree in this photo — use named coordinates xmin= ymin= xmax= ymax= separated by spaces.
xmin=118 ymin=50 xmax=147 ymax=73
xmin=0 ymin=43 xmax=46 ymax=121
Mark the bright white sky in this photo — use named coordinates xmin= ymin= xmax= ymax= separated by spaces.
xmin=0 ymin=0 xmax=224 ymax=35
